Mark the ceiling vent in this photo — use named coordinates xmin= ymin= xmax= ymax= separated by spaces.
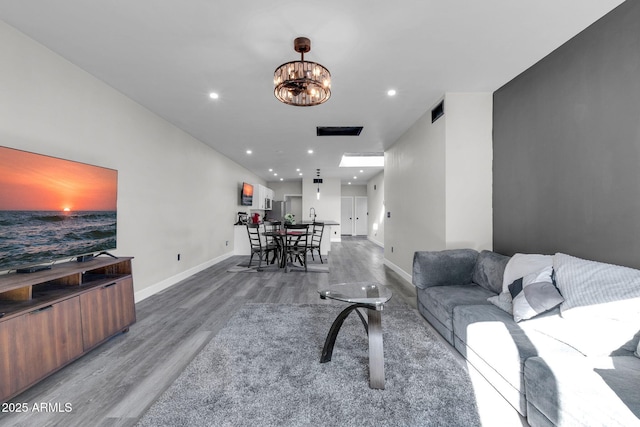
xmin=316 ymin=126 xmax=363 ymax=136
xmin=431 ymin=100 xmax=444 ymax=123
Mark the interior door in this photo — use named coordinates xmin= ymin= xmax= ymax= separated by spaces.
xmin=355 ymin=196 xmax=368 ymax=235
xmin=341 ymin=197 xmax=354 ymax=235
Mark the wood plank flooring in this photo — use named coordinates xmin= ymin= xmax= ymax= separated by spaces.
xmin=0 ymin=237 xmax=524 ymax=426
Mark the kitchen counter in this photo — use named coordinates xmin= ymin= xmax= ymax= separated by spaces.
xmin=300 ymin=220 xmax=339 ymax=225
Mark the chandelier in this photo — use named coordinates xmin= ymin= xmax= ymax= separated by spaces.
xmin=274 ymin=37 xmax=331 ymax=107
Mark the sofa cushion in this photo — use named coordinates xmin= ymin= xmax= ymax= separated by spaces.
xmin=452 ymin=304 xmax=582 ymax=416
xmin=525 ymin=355 xmax=640 ymax=426
xmin=487 ymin=294 xmax=512 ymax=314
xmin=412 ymin=249 xmax=478 ymax=289
xmin=509 ymin=266 xmax=564 ymax=322
xmin=529 ymin=314 xmax=640 ymax=357
xmin=472 ymin=250 xmax=510 ymax=294
xmin=453 ymin=305 xmax=582 ymax=388
xmin=554 ymin=253 xmax=640 ymax=320
xmin=416 ymin=284 xmax=494 ymax=345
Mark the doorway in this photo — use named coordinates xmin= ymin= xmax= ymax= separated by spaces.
xmin=284 ymin=194 xmax=302 ymax=223
xmin=341 ymin=196 xmax=368 ymax=236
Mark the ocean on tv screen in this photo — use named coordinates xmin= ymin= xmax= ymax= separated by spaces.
xmin=0 ymin=210 xmax=117 ymax=270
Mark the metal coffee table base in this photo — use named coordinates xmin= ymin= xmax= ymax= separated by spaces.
xmin=320 ymin=303 xmax=385 ymax=389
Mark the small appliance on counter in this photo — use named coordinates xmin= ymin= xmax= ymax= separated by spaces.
xmin=235 ymin=212 xmax=248 ymax=225
xmin=252 ymin=213 xmax=261 ymax=224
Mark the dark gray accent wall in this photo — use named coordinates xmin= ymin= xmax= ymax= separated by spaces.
xmin=493 ymin=0 xmax=640 ymax=268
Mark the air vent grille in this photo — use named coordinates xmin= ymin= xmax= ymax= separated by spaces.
xmin=316 ymin=126 xmax=363 ymax=136
xmin=431 ymin=101 xmax=444 ymax=123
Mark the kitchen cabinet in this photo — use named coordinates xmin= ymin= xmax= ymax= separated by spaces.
xmin=252 ymin=185 xmax=274 ymax=210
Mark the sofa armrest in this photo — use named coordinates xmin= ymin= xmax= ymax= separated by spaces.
xmin=412 ymin=249 xmax=479 ymax=290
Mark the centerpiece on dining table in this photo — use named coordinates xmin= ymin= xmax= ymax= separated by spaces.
xmin=284 ymin=213 xmax=296 ymax=225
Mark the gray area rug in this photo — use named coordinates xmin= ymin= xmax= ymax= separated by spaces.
xmin=137 ymin=303 xmax=480 ymax=427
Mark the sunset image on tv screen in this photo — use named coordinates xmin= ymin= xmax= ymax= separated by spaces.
xmin=0 ymin=146 xmax=118 ymax=270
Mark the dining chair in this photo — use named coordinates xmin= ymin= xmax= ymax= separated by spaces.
xmin=283 ymin=223 xmax=310 ymax=272
xmin=308 ymin=222 xmax=324 ymax=263
xmin=263 ymin=221 xmax=282 ymax=264
xmin=246 ymin=223 xmax=277 ymax=269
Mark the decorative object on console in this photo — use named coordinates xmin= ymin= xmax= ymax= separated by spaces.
xmin=274 ymin=37 xmax=331 ymax=107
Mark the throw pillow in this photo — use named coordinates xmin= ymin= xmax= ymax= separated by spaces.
xmin=490 ymin=253 xmax=554 ymax=314
xmin=554 ymin=253 xmax=640 ymax=320
xmin=508 ymin=266 xmax=564 ymax=322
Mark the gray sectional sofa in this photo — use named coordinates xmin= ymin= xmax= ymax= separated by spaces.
xmin=412 ymin=249 xmax=640 ymax=426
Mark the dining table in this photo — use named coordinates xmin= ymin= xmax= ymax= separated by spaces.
xmin=262 ymin=229 xmax=310 ymax=269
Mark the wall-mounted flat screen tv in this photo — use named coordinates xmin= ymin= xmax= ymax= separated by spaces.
xmin=240 ymin=182 xmax=253 ymax=206
xmin=0 ymin=146 xmax=118 ymax=272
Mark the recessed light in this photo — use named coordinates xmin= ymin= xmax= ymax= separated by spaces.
xmin=348 ymin=182 xmax=352 ymax=185
xmin=296 ymin=168 xmax=300 ymax=172
xmin=268 ymin=168 xmax=273 ymax=172
xmin=209 ymin=92 xmax=219 ymax=99
xmin=280 ymin=178 xmax=284 ymax=181
xmin=274 ymin=173 xmax=278 ymax=176
xmin=353 ymin=176 xmax=357 ymax=179
xmin=308 ymin=149 xmax=314 ymax=154
xmin=360 ymin=170 xmax=364 ymax=173
xmin=246 ymin=149 xmax=252 ymax=155
xmin=387 ymin=89 xmax=397 ymax=96
xmin=299 ymin=173 xmax=303 ymax=176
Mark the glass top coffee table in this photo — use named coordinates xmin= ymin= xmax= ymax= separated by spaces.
xmin=318 ymin=282 xmax=392 ymax=389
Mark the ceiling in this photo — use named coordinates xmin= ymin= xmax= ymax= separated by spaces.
xmin=0 ymin=1 xmax=625 ymax=184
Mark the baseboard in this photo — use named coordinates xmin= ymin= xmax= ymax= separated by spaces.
xmin=383 ymin=258 xmax=413 ymax=285
xmin=368 ymin=236 xmax=384 ymax=248
xmin=134 ymin=251 xmax=235 ymax=302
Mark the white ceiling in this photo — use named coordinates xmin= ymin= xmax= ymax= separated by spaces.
xmin=0 ymin=1 xmax=625 ymax=184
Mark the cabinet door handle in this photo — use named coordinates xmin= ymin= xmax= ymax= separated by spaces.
xmin=103 ymin=282 xmax=117 ymax=289
xmin=30 ymin=305 xmax=53 ymax=315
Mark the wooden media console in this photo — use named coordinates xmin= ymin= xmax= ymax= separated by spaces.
xmin=0 ymin=256 xmax=136 ymax=402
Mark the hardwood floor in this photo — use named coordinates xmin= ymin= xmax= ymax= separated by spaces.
xmin=0 ymin=237 xmax=524 ymax=426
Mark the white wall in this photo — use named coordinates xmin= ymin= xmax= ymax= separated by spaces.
xmin=445 ymin=93 xmax=493 ymax=250
xmin=302 ymin=177 xmax=341 ymax=237
xmin=267 ymin=180 xmax=302 ymax=201
xmin=0 ymin=21 xmax=264 ymax=300
xmin=384 ymin=93 xmax=493 ymax=280
xmin=340 ymin=184 xmax=367 ymax=197
xmin=367 ymin=172 xmax=385 ymax=247
xmin=385 ymin=100 xmax=447 ymax=278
